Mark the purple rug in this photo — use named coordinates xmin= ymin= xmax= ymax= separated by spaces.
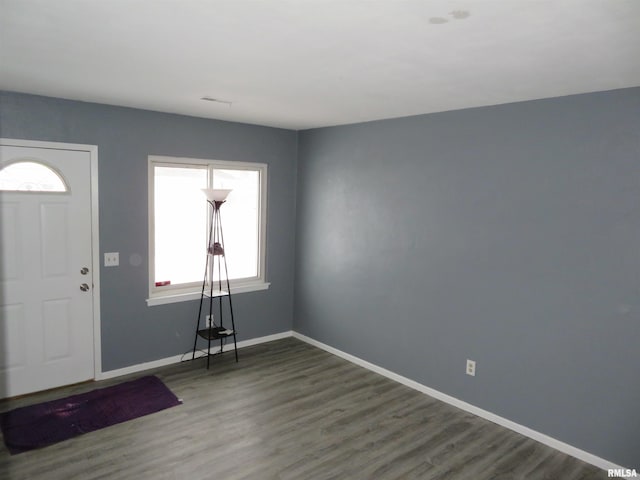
xmin=0 ymin=375 xmax=181 ymax=454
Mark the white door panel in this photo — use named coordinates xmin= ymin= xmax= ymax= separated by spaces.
xmin=0 ymin=144 xmax=95 ymax=397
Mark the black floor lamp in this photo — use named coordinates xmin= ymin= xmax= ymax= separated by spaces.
xmin=192 ymin=188 xmax=238 ymax=368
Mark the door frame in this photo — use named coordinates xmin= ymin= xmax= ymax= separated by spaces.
xmin=0 ymin=137 xmax=102 ymax=380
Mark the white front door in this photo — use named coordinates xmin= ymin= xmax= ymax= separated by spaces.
xmin=0 ymin=143 xmax=96 ymax=398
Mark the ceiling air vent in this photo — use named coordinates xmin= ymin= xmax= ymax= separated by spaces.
xmin=201 ymin=96 xmax=232 ymax=107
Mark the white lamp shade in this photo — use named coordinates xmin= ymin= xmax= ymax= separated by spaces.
xmin=201 ymin=188 xmax=232 ymax=202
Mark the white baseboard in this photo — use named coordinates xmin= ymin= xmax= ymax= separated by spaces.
xmin=97 ymin=331 xmax=293 ymax=380
xmin=292 ymin=331 xmax=625 ymax=472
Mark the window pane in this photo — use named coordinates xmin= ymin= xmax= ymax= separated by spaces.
xmin=0 ymin=161 xmax=67 ymax=192
xmin=213 ymin=169 xmax=260 ymax=280
xmin=154 ymin=166 xmax=207 ymax=285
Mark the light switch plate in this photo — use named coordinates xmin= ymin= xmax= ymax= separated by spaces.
xmin=104 ymin=252 xmax=119 ymax=267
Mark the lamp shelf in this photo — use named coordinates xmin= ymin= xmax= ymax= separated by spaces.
xmin=197 ymin=326 xmax=235 ymax=341
xmin=203 ymin=290 xmax=229 ymax=298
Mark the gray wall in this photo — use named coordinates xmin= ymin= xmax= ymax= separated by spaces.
xmin=2 ymin=87 xmax=638 ymax=468
xmin=294 ymin=87 xmax=640 ymax=468
xmin=0 ymin=91 xmax=298 ymax=371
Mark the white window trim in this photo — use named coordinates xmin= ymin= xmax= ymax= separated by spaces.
xmin=146 ymin=155 xmax=269 ymax=306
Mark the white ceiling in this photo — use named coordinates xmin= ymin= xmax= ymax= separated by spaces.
xmin=1 ymin=0 xmax=639 ymax=130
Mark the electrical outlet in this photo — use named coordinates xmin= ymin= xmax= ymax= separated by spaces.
xmin=104 ymin=252 xmax=119 ymax=267
xmin=466 ymin=359 xmax=476 ymax=377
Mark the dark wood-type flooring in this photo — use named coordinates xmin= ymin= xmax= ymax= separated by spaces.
xmin=0 ymin=338 xmax=607 ymax=479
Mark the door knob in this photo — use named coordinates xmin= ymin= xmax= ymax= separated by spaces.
xmin=80 ymin=267 xmax=89 ymax=275
xmin=80 ymin=283 xmax=90 ymax=292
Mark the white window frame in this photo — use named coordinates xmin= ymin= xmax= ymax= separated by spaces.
xmin=146 ymin=155 xmax=269 ymax=306
xmin=0 ymin=159 xmax=70 ymax=192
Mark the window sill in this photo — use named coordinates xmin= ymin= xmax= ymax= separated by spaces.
xmin=146 ymin=281 xmax=270 ymax=307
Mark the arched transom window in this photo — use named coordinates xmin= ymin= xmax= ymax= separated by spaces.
xmin=0 ymin=160 xmax=68 ymax=192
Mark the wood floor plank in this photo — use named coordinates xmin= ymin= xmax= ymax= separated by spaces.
xmin=0 ymin=338 xmax=608 ymax=479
